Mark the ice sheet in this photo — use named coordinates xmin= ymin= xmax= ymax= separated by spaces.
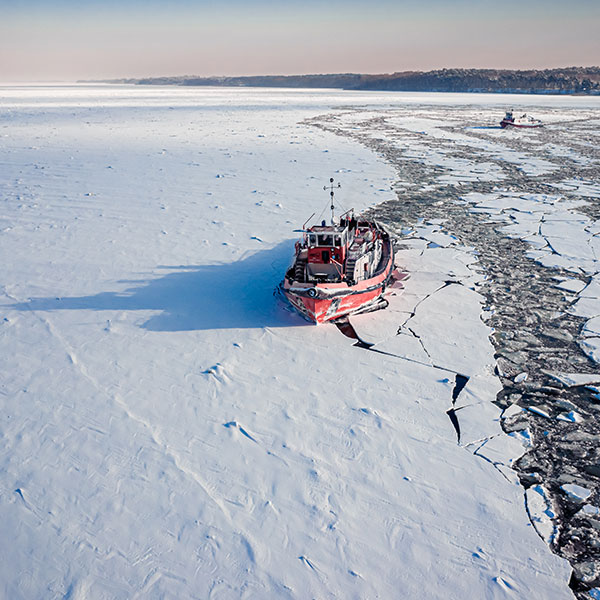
xmin=0 ymin=84 xmax=573 ymax=599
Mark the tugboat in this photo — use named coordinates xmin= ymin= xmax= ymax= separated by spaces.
xmin=279 ymin=178 xmax=406 ymax=324
xmin=500 ymin=110 xmax=543 ymax=128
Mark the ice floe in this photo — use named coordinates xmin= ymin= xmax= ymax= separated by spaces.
xmin=526 ymin=484 xmax=559 ymax=544
xmin=561 ymin=483 xmax=592 ymax=502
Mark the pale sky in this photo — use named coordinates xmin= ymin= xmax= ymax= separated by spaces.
xmin=1 ymin=0 xmax=598 ymax=82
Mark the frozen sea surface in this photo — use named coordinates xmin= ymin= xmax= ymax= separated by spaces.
xmin=0 ymin=85 xmax=582 ymax=599
xmin=307 ymin=95 xmax=600 ymax=598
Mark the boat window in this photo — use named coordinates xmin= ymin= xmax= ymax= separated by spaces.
xmin=308 ymin=234 xmax=317 ymax=246
xmin=334 ymin=236 xmax=342 ymax=246
xmin=317 ymin=234 xmax=333 ymax=246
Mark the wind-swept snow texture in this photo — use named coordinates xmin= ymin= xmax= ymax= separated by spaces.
xmin=307 ymin=95 xmax=600 ymax=598
xmin=0 ymin=85 xmax=573 ymax=599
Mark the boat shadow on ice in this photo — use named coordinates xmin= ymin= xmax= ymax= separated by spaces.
xmin=9 ymin=241 xmax=306 ymax=331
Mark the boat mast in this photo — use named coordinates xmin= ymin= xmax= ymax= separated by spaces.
xmin=323 ymin=177 xmax=341 ymax=225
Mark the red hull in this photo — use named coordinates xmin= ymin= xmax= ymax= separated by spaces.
xmin=280 ymin=248 xmax=397 ymax=324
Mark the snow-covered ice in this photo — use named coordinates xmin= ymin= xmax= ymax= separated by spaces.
xmin=561 ymin=484 xmax=592 ymax=503
xmin=0 ymin=85 xmax=574 ymax=598
xmin=526 ymin=484 xmax=559 ymax=545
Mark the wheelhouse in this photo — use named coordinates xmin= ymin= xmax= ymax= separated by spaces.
xmin=302 ymin=222 xmax=348 ymax=282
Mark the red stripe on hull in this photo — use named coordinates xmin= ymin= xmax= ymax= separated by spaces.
xmin=281 ymin=250 xmax=395 ymax=324
xmin=285 ymin=285 xmax=385 ymax=324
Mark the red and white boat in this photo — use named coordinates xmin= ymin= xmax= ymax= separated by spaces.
xmin=279 ymin=178 xmax=407 ymax=324
xmin=500 ymin=110 xmax=543 ymax=128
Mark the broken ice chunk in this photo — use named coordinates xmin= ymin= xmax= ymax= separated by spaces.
xmin=514 ymin=372 xmax=528 ymax=384
xmin=554 ymin=278 xmax=587 ymax=294
xmin=579 ymin=338 xmax=600 ymax=364
xmin=548 ymin=373 xmax=600 ymax=387
xmin=502 ymin=403 xmax=523 ymax=419
xmin=556 ymin=411 xmax=583 ymax=423
xmin=580 ymin=504 xmax=600 ymax=516
xmin=583 ymin=317 xmax=600 ymax=338
xmin=528 ymin=406 xmax=551 ymax=419
xmin=561 ymin=483 xmax=592 ymax=502
xmin=508 ymin=428 xmax=532 ymax=448
xmin=526 ymin=484 xmax=558 ymax=544
xmin=569 ymin=296 xmax=600 ymax=319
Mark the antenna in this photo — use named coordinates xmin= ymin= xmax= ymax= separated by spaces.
xmin=323 ymin=177 xmax=341 ymax=225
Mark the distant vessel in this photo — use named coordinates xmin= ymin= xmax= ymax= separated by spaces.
xmin=279 ymin=178 xmax=407 ymax=324
xmin=500 ymin=110 xmax=543 ymax=128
